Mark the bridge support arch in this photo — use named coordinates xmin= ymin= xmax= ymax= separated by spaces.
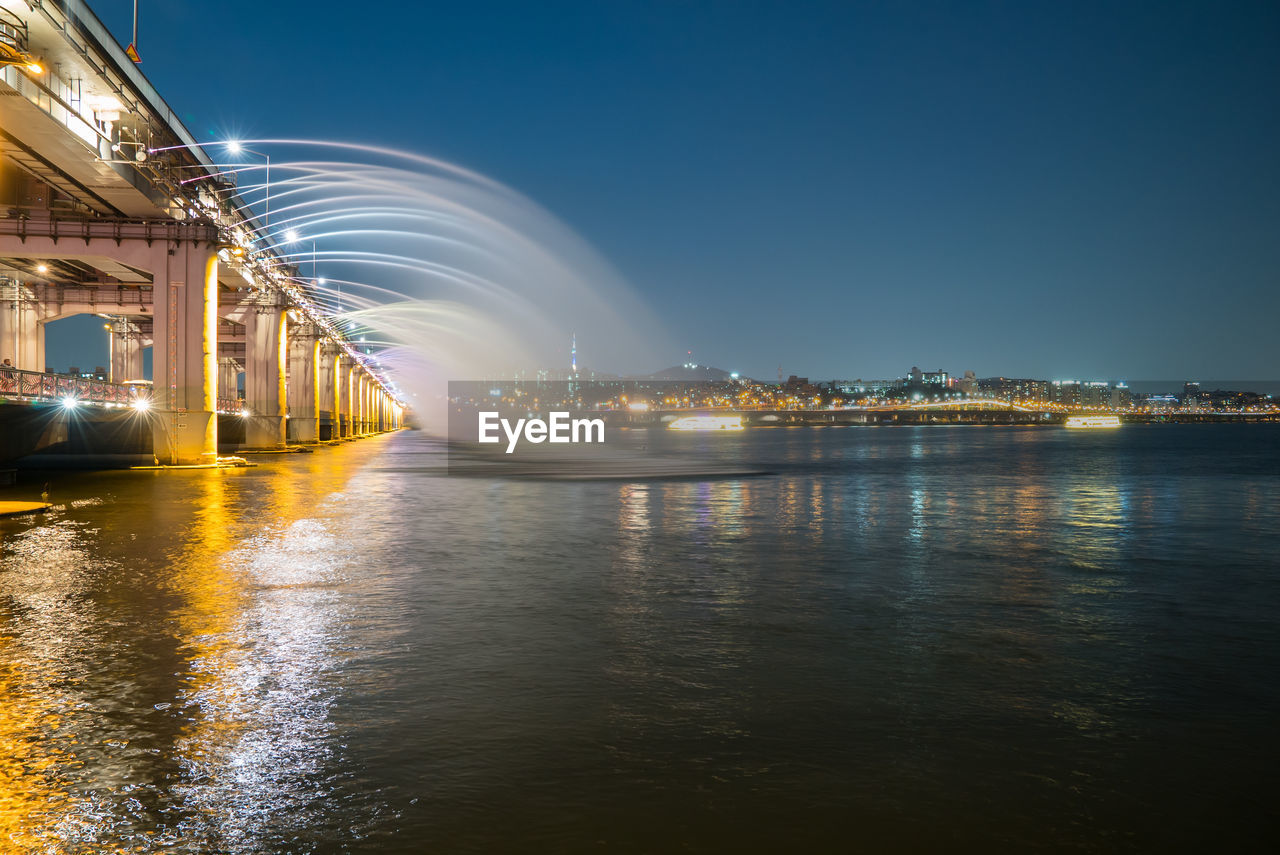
xmin=0 ymin=220 xmax=219 ymax=465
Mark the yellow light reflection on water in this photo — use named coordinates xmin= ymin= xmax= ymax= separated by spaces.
xmin=0 ymin=438 xmax=386 ymax=851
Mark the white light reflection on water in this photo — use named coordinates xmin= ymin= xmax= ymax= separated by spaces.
xmin=170 ymin=517 xmax=353 ymax=853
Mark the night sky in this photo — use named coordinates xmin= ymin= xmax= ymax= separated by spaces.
xmin=53 ymin=0 xmax=1280 ymax=381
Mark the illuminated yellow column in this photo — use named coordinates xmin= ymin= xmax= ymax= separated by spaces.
xmin=150 ymin=241 xmax=218 ymax=465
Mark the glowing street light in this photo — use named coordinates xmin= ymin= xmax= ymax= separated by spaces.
xmin=225 ymin=141 xmax=270 ymax=232
xmin=284 ymin=228 xmax=300 ymax=244
xmin=60 ymin=396 xmax=79 ymax=410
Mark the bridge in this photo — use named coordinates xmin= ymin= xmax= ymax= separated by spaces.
xmin=0 ymin=0 xmax=403 ymax=465
xmin=582 ymin=399 xmax=1064 ymax=428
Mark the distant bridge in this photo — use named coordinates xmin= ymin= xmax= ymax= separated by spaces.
xmin=868 ymin=398 xmax=1058 ymax=413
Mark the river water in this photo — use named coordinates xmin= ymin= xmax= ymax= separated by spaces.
xmin=1 ymin=425 xmax=1277 ymax=852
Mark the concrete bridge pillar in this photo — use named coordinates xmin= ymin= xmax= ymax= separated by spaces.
xmin=150 ymin=242 xmax=219 ymax=465
xmin=353 ymin=368 xmax=365 ymax=436
xmin=361 ymin=374 xmax=371 ymax=434
xmin=108 ymin=319 xmax=145 ymax=383
xmin=363 ymin=371 xmax=373 ymax=430
xmin=243 ymin=295 xmax=287 ymax=448
xmin=339 ymin=355 xmax=354 ymax=437
xmin=0 ymin=282 xmax=48 ymax=371
xmin=318 ymin=341 xmax=339 ymax=440
xmin=352 ymin=371 xmax=363 ymax=435
xmin=287 ymin=322 xmax=321 ymax=443
xmin=218 ymin=357 xmax=242 ymax=406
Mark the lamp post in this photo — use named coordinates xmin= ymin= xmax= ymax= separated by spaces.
xmin=103 ymin=322 xmax=113 ymax=383
xmin=226 ymin=141 xmax=270 ymax=234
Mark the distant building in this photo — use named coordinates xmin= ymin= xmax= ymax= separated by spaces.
xmin=1052 ymin=380 xmax=1082 ymax=408
xmin=835 ymin=379 xmax=896 ymax=397
xmin=900 ymin=366 xmax=955 ymax=401
xmin=1111 ymin=383 xmax=1132 ymax=409
xmin=907 ymin=366 xmax=950 ymax=387
xmin=1143 ymin=394 xmax=1179 ymax=409
xmin=1052 ymin=379 xmax=1130 ymax=409
xmin=977 ymin=377 xmax=1053 ymax=404
xmin=1080 ymin=381 xmax=1111 ymax=408
xmin=1182 ymin=381 xmax=1206 ymax=411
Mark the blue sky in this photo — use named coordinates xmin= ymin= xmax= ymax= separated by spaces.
xmin=52 ymin=0 xmax=1280 ymax=381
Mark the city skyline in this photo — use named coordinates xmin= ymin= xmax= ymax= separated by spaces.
xmin=61 ymin=0 xmax=1280 ymax=381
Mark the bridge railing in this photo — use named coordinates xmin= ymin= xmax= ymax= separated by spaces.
xmin=0 ymin=368 xmax=140 ymax=406
xmin=0 ymin=212 xmax=220 ymax=244
xmin=0 ymin=9 xmax=30 ymax=57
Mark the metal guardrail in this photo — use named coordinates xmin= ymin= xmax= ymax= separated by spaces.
xmin=0 ymin=368 xmax=139 ymax=405
xmin=0 ymin=212 xmax=220 ymax=244
xmin=0 ymin=9 xmax=29 ymax=58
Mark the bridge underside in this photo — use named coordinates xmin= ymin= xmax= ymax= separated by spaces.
xmin=0 ymin=216 xmax=403 ymax=464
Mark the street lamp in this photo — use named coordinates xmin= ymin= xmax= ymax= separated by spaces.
xmin=226 ymin=141 xmax=270 ymax=232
